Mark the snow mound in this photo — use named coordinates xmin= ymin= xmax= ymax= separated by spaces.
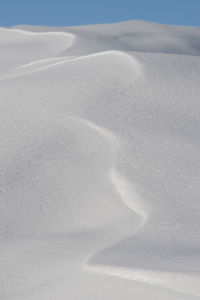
xmin=1 ymin=20 xmax=200 ymax=299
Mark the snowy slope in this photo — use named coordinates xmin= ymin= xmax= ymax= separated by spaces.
xmin=1 ymin=20 xmax=200 ymax=299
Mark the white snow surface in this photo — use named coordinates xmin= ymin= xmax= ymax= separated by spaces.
xmin=1 ymin=20 xmax=200 ymax=299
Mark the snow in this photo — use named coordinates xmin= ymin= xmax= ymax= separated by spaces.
xmin=1 ymin=20 xmax=200 ymax=299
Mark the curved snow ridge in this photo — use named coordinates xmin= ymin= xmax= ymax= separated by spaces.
xmin=11 ymin=28 xmax=76 ymax=53
xmin=69 ymin=50 xmax=144 ymax=80
xmin=77 ymin=116 xmax=146 ymax=220
xmin=10 ymin=28 xmax=75 ymax=39
xmin=16 ymin=49 xmax=144 ymax=75
xmin=0 ymin=112 xmax=146 ymax=297
xmin=1 ymin=28 xmax=76 ymax=55
xmin=110 ymin=169 xmax=147 ymax=223
xmin=17 ymin=56 xmax=77 ymax=69
xmin=0 ymin=28 xmax=76 ymax=77
xmin=87 ymin=264 xmax=200 ymax=297
xmin=5 ymin=28 xmax=75 ymax=46
xmin=0 ymin=56 xmax=74 ymax=81
xmin=0 ymin=50 xmax=144 ymax=81
xmin=78 ymin=116 xmax=148 ymax=277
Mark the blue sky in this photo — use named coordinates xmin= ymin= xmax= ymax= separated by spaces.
xmin=0 ymin=0 xmax=200 ymax=28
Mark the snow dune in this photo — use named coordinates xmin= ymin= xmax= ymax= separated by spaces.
xmin=1 ymin=20 xmax=200 ymax=299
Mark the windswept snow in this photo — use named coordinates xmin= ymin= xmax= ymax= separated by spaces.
xmin=1 ymin=20 xmax=200 ymax=299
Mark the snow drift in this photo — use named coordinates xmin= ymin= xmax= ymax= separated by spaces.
xmin=1 ymin=20 xmax=200 ymax=299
